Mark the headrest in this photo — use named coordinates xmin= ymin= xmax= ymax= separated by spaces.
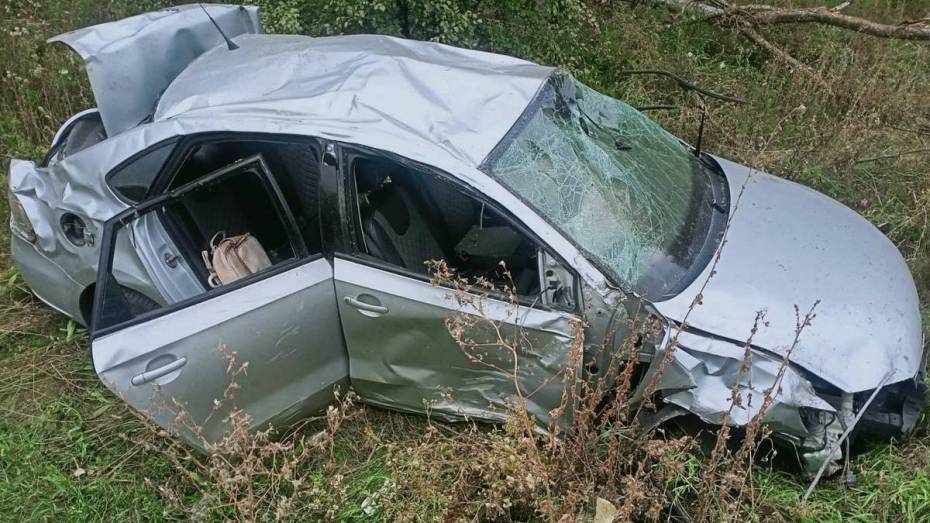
xmin=369 ymin=184 xmax=410 ymax=235
xmin=354 ymin=158 xmax=413 ymax=193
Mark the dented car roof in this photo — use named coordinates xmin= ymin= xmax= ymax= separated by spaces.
xmin=155 ymin=33 xmax=553 ymax=167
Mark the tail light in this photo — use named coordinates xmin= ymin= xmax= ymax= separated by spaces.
xmin=9 ymin=192 xmax=37 ymax=243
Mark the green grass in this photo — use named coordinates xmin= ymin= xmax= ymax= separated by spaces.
xmin=2 ymin=0 xmax=930 ymax=520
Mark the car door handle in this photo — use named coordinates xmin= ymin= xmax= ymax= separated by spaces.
xmin=344 ymin=295 xmax=388 ymax=315
xmin=131 ymin=356 xmax=187 ymax=386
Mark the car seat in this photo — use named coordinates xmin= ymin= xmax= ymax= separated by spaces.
xmin=356 ymin=162 xmax=448 ymax=274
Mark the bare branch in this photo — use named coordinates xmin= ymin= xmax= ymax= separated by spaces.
xmin=656 ymin=0 xmax=722 ymax=17
xmin=652 ymin=0 xmax=930 ymax=40
xmin=751 ymin=8 xmax=930 ymax=40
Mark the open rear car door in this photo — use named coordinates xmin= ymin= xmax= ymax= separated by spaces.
xmin=89 ymin=156 xmax=348 ymax=447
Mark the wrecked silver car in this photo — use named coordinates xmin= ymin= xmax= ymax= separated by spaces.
xmin=8 ymin=4 xmax=924 ymax=474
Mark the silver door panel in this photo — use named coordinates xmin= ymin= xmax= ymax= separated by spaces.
xmin=92 ymin=258 xmax=347 ymax=445
xmin=334 ymin=258 xmax=577 ymax=426
xmin=132 ymin=213 xmax=204 ymax=304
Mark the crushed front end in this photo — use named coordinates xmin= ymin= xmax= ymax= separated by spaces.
xmin=637 ymin=328 xmax=926 ymax=476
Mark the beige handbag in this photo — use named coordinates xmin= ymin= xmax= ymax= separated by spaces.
xmin=202 ymin=231 xmax=272 ymax=287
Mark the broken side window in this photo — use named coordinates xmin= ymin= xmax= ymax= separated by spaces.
xmin=44 ymin=110 xmax=109 ymax=167
xmin=482 ymin=73 xmax=721 ymax=300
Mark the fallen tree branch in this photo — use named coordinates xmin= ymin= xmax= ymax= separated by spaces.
xmin=648 ymin=0 xmax=928 ymax=86
xmin=656 ymin=0 xmax=721 ymax=17
xmin=655 ymin=0 xmax=930 ymax=41
xmin=751 ymin=8 xmax=930 ymax=40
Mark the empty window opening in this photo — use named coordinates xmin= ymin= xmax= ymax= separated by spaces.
xmin=107 ymin=141 xmax=176 ymax=202
xmin=160 ymin=159 xmax=297 ymax=288
xmin=168 ymin=139 xmax=323 ymax=253
xmin=95 ymin=156 xmax=303 ymax=332
xmin=351 ymin=157 xmax=546 ymax=300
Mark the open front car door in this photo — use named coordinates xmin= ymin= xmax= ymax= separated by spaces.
xmin=89 ymin=155 xmax=348 ymax=447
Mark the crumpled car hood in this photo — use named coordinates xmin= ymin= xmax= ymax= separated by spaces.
xmin=652 ymin=157 xmax=923 ymax=393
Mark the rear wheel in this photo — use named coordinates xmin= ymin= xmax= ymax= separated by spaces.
xmin=79 ymin=283 xmax=159 ymax=328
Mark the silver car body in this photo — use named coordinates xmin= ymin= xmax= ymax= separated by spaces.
xmin=9 ymin=5 xmax=923 ymax=472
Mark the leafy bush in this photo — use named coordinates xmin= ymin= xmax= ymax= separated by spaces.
xmin=256 ymin=0 xmax=305 ymax=34
xmin=280 ymin=0 xmax=481 ymax=46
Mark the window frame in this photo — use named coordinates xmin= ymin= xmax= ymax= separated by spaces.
xmin=90 ymin=155 xmax=314 ymax=339
xmin=148 ymin=132 xmax=320 ymax=194
xmin=105 ymin=132 xmax=324 ymax=205
xmin=107 ymin=132 xmax=328 ymax=269
xmin=332 ymin=143 xmax=582 ymax=315
xmin=104 ymin=137 xmax=181 ymax=204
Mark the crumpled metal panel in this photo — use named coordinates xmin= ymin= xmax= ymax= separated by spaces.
xmin=333 ymin=259 xmax=577 ymax=427
xmin=8 ymin=125 xmax=171 ymax=320
xmin=652 ymin=330 xmax=835 ymax=437
xmin=11 ymin=157 xmax=125 ymax=287
xmin=652 ymin=157 xmax=924 ymax=393
xmin=154 ymin=33 xmax=554 ymax=167
xmin=49 ymin=4 xmax=262 ymax=136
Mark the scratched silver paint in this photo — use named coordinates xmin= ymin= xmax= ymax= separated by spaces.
xmin=8 ymin=5 xmax=924 ymax=464
xmin=334 ymin=259 xmax=579 ymax=427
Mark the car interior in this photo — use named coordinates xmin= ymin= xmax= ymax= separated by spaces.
xmin=351 ymin=157 xmax=543 ymax=299
xmin=159 ymin=160 xmax=297 ymax=289
xmin=96 ymin=139 xmax=574 ymax=331
xmin=168 ymin=139 xmax=322 ymax=253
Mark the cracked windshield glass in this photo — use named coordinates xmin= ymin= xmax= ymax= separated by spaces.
xmin=484 ymin=72 xmax=722 ymax=300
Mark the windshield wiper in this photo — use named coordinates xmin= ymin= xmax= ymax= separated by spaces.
xmin=620 ymin=69 xmax=745 ymax=157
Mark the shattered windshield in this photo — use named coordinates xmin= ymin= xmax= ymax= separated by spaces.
xmin=483 ymin=73 xmax=722 ymax=300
